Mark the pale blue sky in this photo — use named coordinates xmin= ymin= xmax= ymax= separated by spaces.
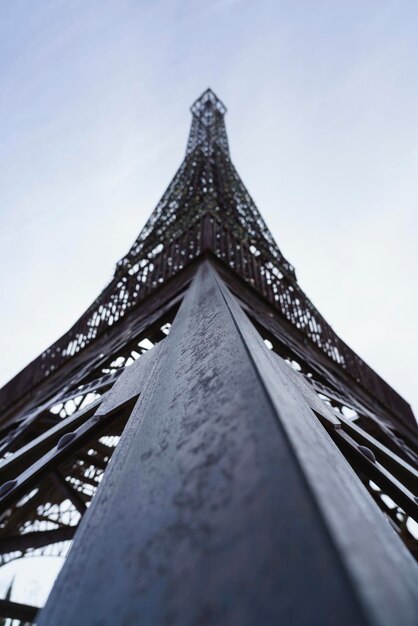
xmin=0 ymin=0 xmax=417 ymax=421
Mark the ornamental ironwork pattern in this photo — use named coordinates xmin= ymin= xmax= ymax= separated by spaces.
xmin=0 ymin=91 xmax=417 ymax=623
xmin=0 ymin=90 xmax=412 ymax=427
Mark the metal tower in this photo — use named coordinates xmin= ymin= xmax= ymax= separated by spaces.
xmin=0 ymin=89 xmax=417 ymax=625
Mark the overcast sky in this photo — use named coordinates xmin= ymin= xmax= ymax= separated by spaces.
xmin=0 ymin=0 xmax=417 ymax=424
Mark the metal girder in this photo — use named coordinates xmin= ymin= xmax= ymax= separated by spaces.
xmin=0 ymin=526 xmax=75 ymax=553
xmin=0 ymin=396 xmax=136 ymax=511
xmin=1 ymin=92 xmax=415 ymax=436
xmin=336 ymin=416 xmax=418 ymax=490
xmin=0 ymin=343 xmax=167 ymax=561
xmin=0 ymin=598 xmax=39 ymax=622
xmin=0 ymin=397 xmax=103 ymax=484
xmin=36 ymin=262 xmax=418 ymax=626
xmin=51 ymin=471 xmax=87 ymax=515
xmin=268 ymin=350 xmax=418 ymax=493
xmin=0 ymin=89 xmax=417 ymax=625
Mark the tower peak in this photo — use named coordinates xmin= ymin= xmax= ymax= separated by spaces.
xmin=186 ymin=88 xmax=229 ymax=156
xmin=190 ymin=88 xmax=227 ymax=116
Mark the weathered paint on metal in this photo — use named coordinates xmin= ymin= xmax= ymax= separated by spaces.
xmin=37 ymin=262 xmax=417 ymax=626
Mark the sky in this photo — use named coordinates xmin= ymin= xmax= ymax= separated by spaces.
xmin=0 ymin=0 xmax=418 ymax=607
xmin=0 ymin=0 xmax=417 ymax=417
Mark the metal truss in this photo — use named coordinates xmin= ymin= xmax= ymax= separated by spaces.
xmin=0 ymin=90 xmax=417 ymax=623
xmin=36 ymin=262 xmax=418 ymax=626
xmin=1 ymin=90 xmax=413 ymax=432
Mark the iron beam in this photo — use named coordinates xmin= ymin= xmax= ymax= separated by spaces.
xmin=37 ymin=262 xmax=418 ymax=625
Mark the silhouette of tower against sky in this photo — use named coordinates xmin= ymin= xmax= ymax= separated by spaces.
xmin=0 ymin=89 xmax=417 ymax=625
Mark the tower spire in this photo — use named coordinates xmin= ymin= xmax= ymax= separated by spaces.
xmin=186 ymin=88 xmax=229 ymax=156
xmin=115 ymin=88 xmax=294 ymax=282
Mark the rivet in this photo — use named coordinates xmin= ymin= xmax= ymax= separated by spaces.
xmin=358 ymin=445 xmax=376 ymax=463
xmin=0 ymin=479 xmax=18 ymax=497
xmin=57 ymin=432 xmax=77 ymax=450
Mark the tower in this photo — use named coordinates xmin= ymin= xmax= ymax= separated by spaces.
xmin=0 ymin=88 xmax=417 ymax=625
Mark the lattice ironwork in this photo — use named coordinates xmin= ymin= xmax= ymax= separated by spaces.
xmin=0 ymin=318 xmax=172 ymax=561
xmin=0 ymin=89 xmax=417 ymax=623
xmin=0 ymin=89 xmax=413 ymax=430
